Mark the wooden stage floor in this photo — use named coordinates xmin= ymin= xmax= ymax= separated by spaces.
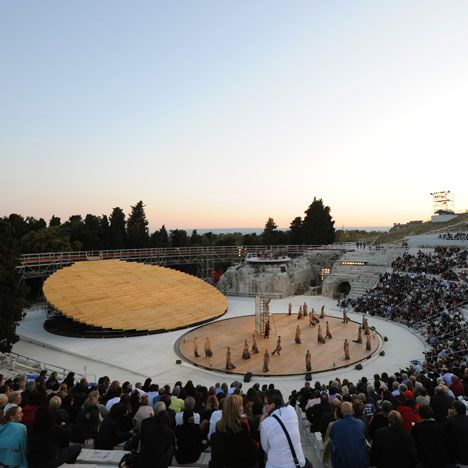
xmin=176 ymin=313 xmax=382 ymax=376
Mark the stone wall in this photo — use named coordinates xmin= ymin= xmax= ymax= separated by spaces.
xmin=217 ymin=250 xmax=342 ymax=297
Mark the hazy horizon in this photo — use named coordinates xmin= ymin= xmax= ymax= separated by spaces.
xmin=1 ymin=1 xmax=467 ymax=226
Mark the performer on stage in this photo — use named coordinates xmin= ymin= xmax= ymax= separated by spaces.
xmin=325 ymin=321 xmax=332 ymax=339
xmin=271 ymin=335 xmax=282 ymax=355
xmin=193 ymin=337 xmax=200 ymax=358
xmin=242 ymin=339 xmax=251 ymax=359
xmin=297 ymin=305 xmax=303 ymax=320
xmin=309 ymin=310 xmax=319 ymax=327
xmin=344 ymin=339 xmax=350 ymax=360
xmin=366 ymin=333 xmax=372 ymax=351
xmin=303 ymin=302 xmax=308 ymax=316
xmin=317 ymin=325 xmax=326 ymax=344
xmin=353 ymin=326 xmax=363 ymax=344
xmin=305 ymin=349 xmax=311 ymax=372
xmin=225 ymin=347 xmax=236 ymax=370
xmin=342 ymin=309 xmax=349 ymax=324
xmin=263 ymin=350 xmax=270 ymax=372
xmin=320 ymin=305 xmax=325 ymax=319
xmin=264 ymin=320 xmax=270 ymax=339
xmin=204 ymin=337 xmax=213 ymax=358
xmin=288 ymin=302 xmax=292 ymax=316
xmin=295 ymin=325 xmax=301 ymax=344
xmin=363 ymin=318 xmax=370 ymax=336
xmin=251 ymin=334 xmax=259 ymax=354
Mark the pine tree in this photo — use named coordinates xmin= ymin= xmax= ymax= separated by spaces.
xmin=169 ymin=229 xmax=189 ymax=247
xmin=126 ymin=201 xmax=149 ymax=248
xmin=302 ymin=198 xmax=335 ymax=245
xmin=289 ymin=217 xmax=303 ymax=244
xmin=262 ymin=217 xmax=280 ymax=245
xmin=98 ymin=215 xmax=111 ymax=249
xmin=190 ymin=229 xmax=202 ymax=246
xmin=150 ymin=225 xmax=169 ymax=247
xmin=109 ymin=207 xmax=127 ymax=249
xmin=49 ymin=215 xmax=61 ymax=227
xmin=0 ymin=220 xmax=28 ymax=352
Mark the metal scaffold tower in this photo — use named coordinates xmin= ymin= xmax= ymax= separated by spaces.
xmin=255 ymin=296 xmax=277 ymax=336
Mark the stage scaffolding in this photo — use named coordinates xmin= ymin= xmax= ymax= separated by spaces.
xmin=255 ymin=295 xmax=277 ymax=336
xmin=18 ymin=244 xmax=340 ymax=280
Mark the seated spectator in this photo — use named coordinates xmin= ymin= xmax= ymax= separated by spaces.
xmin=411 ymin=405 xmax=451 ymax=468
xmin=49 ymin=395 xmax=69 ymax=425
xmin=449 ymin=375 xmax=464 ymax=398
xmin=0 ymin=406 xmax=27 ymax=468
xmin=175 ymin=396 xmax=200 ymax=426
xmin=133 ymin=395 xmax=154 ymax=433
xmin=200 ymin=395 xmax=219 ymax=436
xmin=28 ymin=406 xmax=81 ymax=468
xmin=95 ymin=402 xmax=132 ymax=450
xmin=105 ymin=385 xmax=122 ymax=412
xmin=445 ymin=400 xmax=468 ymax=465
xmin=370 ymin=410 xmax=418 ymax=468
xmin=396 ymin=391 xmax=421 ymax=431
xmin=3 ymin=391 xmax=22 ymax=414
xmin=329 ymin=401 xmax=368 ymax=468
xmin=169 ymin=386 xmax=184 ymax=413
xmin=260 ymin=389 xmax=305 ymax=468
xmin=138 ymin=410 xmax=175 ymax=468
xmin=22 ymin=389 xmax=47 ymax=430
xmin=430 ymin=386 xmax=454 ymax=423
xmin=368 ymin=400 xmax=393 ymax=440
xmin=210 ymin=394 xmax=258 ymax=468
xmin=174 ymin=408 xmax=203 ymax=464
xmin=72 ymin=395 xmax=101 ymax=443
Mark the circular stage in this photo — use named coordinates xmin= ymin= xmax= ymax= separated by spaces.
xmin=43 ymin=260 xmax=227 ymax=337
xmin=176 ymin=314 xmax=382 ymax=376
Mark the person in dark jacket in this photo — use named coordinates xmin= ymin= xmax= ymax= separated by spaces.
xmin=72 ymin=396 xmax=100 ymax=443
xmin=138 ymin=410 xmax=175 ymax=468
xmin=174 ymin=409 xmax=203 ymax=464
xmin=210 ymin=394 xmax=258 ymax=468
xmin=445 ymin=400 xmax=468 ymax=465
xmin=368 ymin=401 xmax=393 ymax=440
xmin=430 ymin=386 xmax=454 ymax=423
xmin=371 ymin=410 xmax=418 ymax=468
xmin=95 ymin=402 xmax=132 ymax=450
xmin=28 ymin=406 xmax=81 ymax=468
xmin=411 ymin=405 xmax=451 ymax=468
xmin=307 ymin=392 xmax=331 ymax=433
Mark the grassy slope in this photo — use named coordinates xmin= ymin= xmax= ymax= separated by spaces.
xmin=375 ymin=212 xmax=468 ymax=244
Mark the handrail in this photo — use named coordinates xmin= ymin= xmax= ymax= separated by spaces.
xmin=3 ymin=351 xmax=96 ymax=383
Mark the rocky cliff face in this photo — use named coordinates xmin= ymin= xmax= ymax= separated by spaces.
xmin=217 ymin=250 xmax=342 ymax=297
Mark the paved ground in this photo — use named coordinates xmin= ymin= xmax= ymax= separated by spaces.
xmin=13 ymin=295 xmax=427 ymax=395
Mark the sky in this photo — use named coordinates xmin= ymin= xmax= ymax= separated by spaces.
xmin=1 ymin=1 xmax=467 ymax=231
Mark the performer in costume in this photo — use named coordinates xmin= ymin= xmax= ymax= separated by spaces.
xmin=204 ymin=337 xmax=213 ymax=357
xmin=288 ymin=302 xmax=292 ymax=316
xmin=342 ymin=309 xmax=349 ymax=324
xmin=366 ymin=333 xmax=372 ymax=351
xmin=317 ymin=325 xmax=326 ymax=344
xmin=363 ymin=318 xmax=370 ymax=335
xmin=242 ymin=339 xmax=251 ymax=359
xmin=264 ymin=320 xmax=270 ymax=339
xmin=225 ymin=347 xmax=236 ymax=370
xmin=271 ymin=336 xmax=282 ymax=355
xmin=320 ymin=305 xmax=325 ymax=319
xmin=353 ymin=326 xmax=363 ymax=344
xmin=305 ymin=349 xmax=311 ymax=372
xmin=303 ymin=302 xmax=308 ymax=316
xmin=325 ymin=321 xmax=332 ymax=339
xmin=344 ymin=339 xmax=350 ymax=360
xmin=193 ymin=337 xmax=200 ymax=358
xmin=295 ymin=325 xmax=301 ymax=344
xmin=251 ymin=334 xmax=259 ymax=354
xmin=297 ymin=305 xmax=303 ymax=320
xmin=263 ymin=350 xmax=270 ymax=372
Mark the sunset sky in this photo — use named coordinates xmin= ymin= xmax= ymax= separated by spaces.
xmin=1 ymin=1 xmax=467 ymax=230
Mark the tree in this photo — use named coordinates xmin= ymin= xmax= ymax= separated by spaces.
xmin=126 ymin=201 xmax=149 ymax=248
xmin=150 ymin=225 xmax=169 ymax=247
xmin=49 ymin=215 xmax=61 ymax=227
xmin=302 ymin=198 xmax=335 ymax=245
xmin=21 ymin=226 xmax=72 ymax=253
xmin=82 ymin=214 xmax=101 ymax=250
xmin=0 ymin=220 xmax=28 ymax=352
xmin=61 ymin=215 xmax=85 ymax=250
xmin=97 ymin=215 xmax=111 ymax=249
xmin=169 ymin=229 xmax=189 ymax=247
xmin=289 ymin=216 xmax=303 ymax=244
xmin=190 ymin=229 xmax=202 ymax=246
xmin=109 ymin=207 xmax=127 ymax=249
xmin=262 ymin=217 xmax=280 ymax=245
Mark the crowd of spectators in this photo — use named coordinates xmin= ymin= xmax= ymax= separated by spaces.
xmin=439 ymin=233 xmax=468 ymax=241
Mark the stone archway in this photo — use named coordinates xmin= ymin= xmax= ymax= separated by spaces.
xmin=336 ymin=281 xmax=351 ymax=297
